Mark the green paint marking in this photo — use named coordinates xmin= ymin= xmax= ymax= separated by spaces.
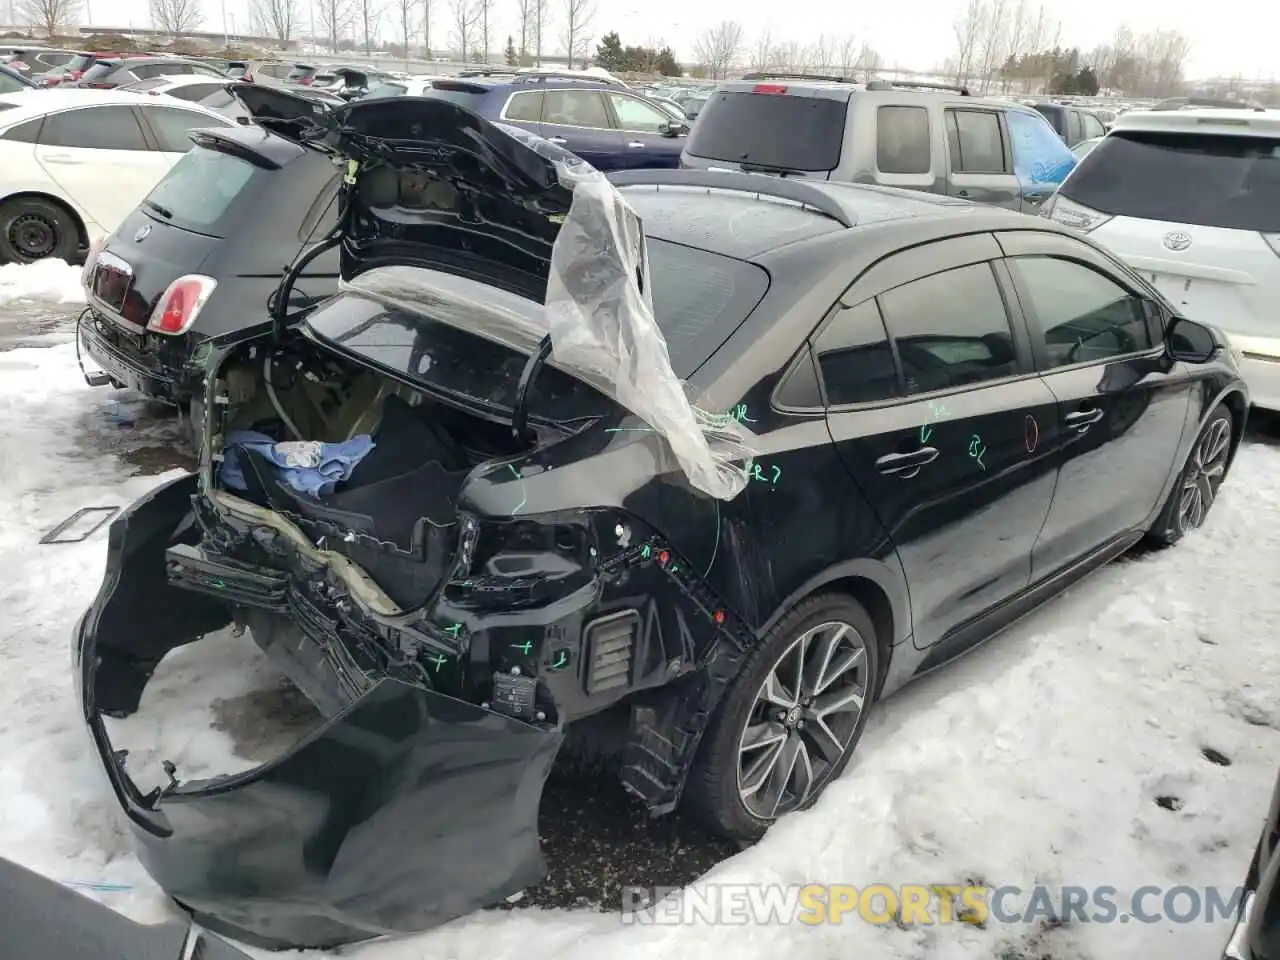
xmin=968 ymin=434 xmax=987 ymax=471
xmin=444 ymin=623 xmax=462 ymax=638
xmin=513 ymin=640 xmax=533 ymax=655
xmin=732 ymin=403 xmax=756 ymax=424
xmin=507 ymin=463 xmax=528 ymax=514
xmin=641 ymin=545 xmax=651 ymax=559
xmin=211 ymin=579 xmax=226 ymax=588
xmin=551 ymin=651 xmax=569 ymax=669
xmin=428 ymin=654 xmax=447 ymax=672
xmin=920 ymin=423 xmax=934 ymax=444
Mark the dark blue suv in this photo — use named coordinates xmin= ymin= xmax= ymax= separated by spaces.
xmin=419 ymin=71 xmax=690 ymax=170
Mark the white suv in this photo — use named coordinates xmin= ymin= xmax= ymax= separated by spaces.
xmin=1040 ymin=107 xmax=1280 ymax=408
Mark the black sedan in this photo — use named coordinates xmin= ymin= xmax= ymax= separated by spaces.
xmin=74 ymin=98 xmax=1247 ymax=951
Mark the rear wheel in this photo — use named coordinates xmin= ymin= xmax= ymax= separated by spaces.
xmin=1147 ymin=402 xmax=1233 ymax=546
xmin=0 ymin=196 xmax=80 ymax=264
xmin=683 ymin=594 xmax=880 ymax=841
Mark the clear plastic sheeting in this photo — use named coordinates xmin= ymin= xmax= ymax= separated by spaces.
xmin=342 ymin=123 xmax=753 ymax=501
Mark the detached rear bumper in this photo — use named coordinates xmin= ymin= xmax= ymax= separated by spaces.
xmin=72 ymin=475 xmax=562 ymax=950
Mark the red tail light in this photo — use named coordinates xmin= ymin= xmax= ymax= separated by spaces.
xmin=752 ymin=83 xmax=788 ymax=94
xmin=82 ymin=81 xmax=113 ymax=89
xmin=298 ymin=76 xmax=313 ymax=85
xmin=147 ymin=275 xmax=217 ymax=336
xmin=243 ymin=72 xmax=254 ymax=82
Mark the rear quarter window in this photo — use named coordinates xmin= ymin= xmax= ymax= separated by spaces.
xmin=685 ymin=90 xmax=849 ymax=172
xmin=141 ymin=145 xmax=261 ymax=236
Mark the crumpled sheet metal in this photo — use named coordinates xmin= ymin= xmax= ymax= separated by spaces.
xmin=341 ymin=123 xmax=752 ymax=502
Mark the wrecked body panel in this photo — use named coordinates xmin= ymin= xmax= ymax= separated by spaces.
xmin=74 ymin=485 xmax=562 ymax=949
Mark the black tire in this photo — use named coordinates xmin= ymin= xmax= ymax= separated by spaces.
xmin=683 ymin=593 xmax=882 ymax=841
xmin=1147 ymin=402 xmax=1234 ymax=547
xmin=0 ymin=196 xmax=80 ymax=264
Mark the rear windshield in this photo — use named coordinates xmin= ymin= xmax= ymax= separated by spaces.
xmin=140 ymin=145 xmax=261 ymax=236
xmin=287 ymin=65 xmax=316 ymax=80
xmin=79 ymin=61 xmax=119 ymax=82
xmin=365 ymin=82 xmax=407 ymax=98
xmin=1061 ymin=130 xmax=1280 ymax=232
xmin=63 ymin=54 xmax=93 ymax=72
xmin=685 ymin=90 xmax=848 ymax=171
xmin=310 ymin=238 xmax=769 ymax=402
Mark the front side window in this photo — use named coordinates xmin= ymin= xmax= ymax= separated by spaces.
xmin=812 ymin=299 xmax=901 ymax=405
xmin=40 ymin=106 xmax=148 ymax=150
xmin=876 ymin=105 xmax=931 ymax=174
xmin=1067 ymin=110 xmax=1083 ymax=144
xmin=607 ymin=93 xmax=669 ymax=133
xmin=167 ymin=82 xmax=223 ymax=102
xmin=946 ymin=109 xmax=1007 ymax=173
xmin=878 ymin=262 xmax=1019 ymax=393
xmin=1009 ymin=256 xmax=1152 ymax=368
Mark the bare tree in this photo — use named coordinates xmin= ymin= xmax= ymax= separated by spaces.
xmin=973 ymin=0 xmax=1009 ymax=94
xmin=356 ymin=0 xmax=381 ymax=53
xmin=836 ymin=34 xmax=859 ymax=77
xmin=749 ymin=28 xmax=772 ymax=71
xmin=856 ymin=42 xmax=883 ymax=76
xmin=421 ymin=0 xmax=432 ymax=57
xmin=450 ymin=0 xmax=479 ymax=61
xmin=250 ymin=0 xmax=299 ymax=44
xmin=150 ymin=0 xmax=202 ymax=35
xmin=951 ymin=0 xmax=985 ymax=87
xmin=396 ymin=0 xmax=414 ymax=60
xmin=693 ymin=19 xmax=743 ymax=80
xmin=316 ymin=0 xmax=354 ymax=52
xmin=475 ymin=0 xmax=492 ymax=62
xmin=18 ymin=0 xmax=80 ymax=37
xmin=561 ymin=0 xmax=592 ymax=69
xmin=531 ymin=0 xmax=547 ymax=64
xmin=804 ymin=33 xmax=832 ymax=74
xmin=515 ymin=0 xmax=533 ymax=59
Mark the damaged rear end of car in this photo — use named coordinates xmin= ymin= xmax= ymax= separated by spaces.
xmin=74 ymin=96 xmax=755 ymax=950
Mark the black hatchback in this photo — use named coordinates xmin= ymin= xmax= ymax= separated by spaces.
xmin=76 ymin=86 xmax=343 ymax=425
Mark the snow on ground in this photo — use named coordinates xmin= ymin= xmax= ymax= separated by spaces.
xmin=0 ymin=259 xmax=1278 ymax=960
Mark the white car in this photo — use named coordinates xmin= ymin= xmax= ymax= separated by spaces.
xmin=1041 ymin=107 xmax=1280 ymax=409
xmin=118 ymin=74 xmax=246 ymax=116
xmin=0 ymin=89 xmax=235 ymax=263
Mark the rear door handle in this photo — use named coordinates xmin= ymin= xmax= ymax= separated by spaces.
xmin=42 ymin=153 xmax=81 ymax=164
xmin=546 ymin=136 xmax=567 ymax=144
xmin=955 ymin=189 xmax=969 ymax=198
xmin=627 ymin=140 xmax=645 ymax=148
xmin=876 ymin=447 xmax=939 ymax=478
xmin=1065 ymin=407 xmax=1104 ymax=431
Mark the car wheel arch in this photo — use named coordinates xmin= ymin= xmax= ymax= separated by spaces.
xmin=1217 ymin=387 xmax=1248 ymax=468
xmin=0 ymin=189 xmax=89 ymax=249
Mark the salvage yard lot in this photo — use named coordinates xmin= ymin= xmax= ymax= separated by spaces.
xmin=1 ymin=260 xmax=1278 ymax=960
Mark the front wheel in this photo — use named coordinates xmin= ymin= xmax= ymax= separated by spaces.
xmin=0 ymin=197 xmax=80 ymax=264
xmin=683 ymin=594 xmax=881 ymax=841
xmin=1147 ymin=402 xmax=1233 ymax=546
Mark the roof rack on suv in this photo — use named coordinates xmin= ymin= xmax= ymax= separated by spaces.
xmin=1152 ymin=96 xmax=1266 ymax=112
xmin=455 ymin=68 xmax=625 ymax=86
xmin=865 ymin=79 xmax=971 ymax=96
xmin=606 ymin=169 xmax=854 ymax=227
xmin=740 ymin=71 xmax=855 ymax=84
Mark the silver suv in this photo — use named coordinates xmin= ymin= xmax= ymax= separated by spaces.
xmin=681 ymin=74 xmax=1078 ymax=214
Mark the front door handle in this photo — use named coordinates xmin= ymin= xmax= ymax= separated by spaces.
xmin=546 ymin=136 xmax=567 ymax=144
xmin=1065 ymin=407 xmax=1104 ymax=432
xmin=42 ymin=153 xmax=81 ymax=164
xmin=627 ymin=140 xmax=645 ymax=148
xmin=876 ymin=446 xmax=939 ymax=478
xmin=955 ymin=189 xmax=969 ymax=198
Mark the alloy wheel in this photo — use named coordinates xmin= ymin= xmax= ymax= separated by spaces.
xmin=9 ymin=212 xmax=56 ymax=260
xmin=1177 ymin=416 xmax=1231 ymax=532
xmin=736 ymin=619 xmax=870 ymax=820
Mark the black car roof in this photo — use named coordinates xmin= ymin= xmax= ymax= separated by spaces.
xmin=191 ymin=123 xmax=309 ymax=167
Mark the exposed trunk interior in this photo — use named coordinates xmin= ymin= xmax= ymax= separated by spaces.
xmin=210 ymin=334 xmax=535 ymax=610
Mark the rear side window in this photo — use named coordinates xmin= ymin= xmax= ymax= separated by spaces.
xmin=1081 ymin=113 xmax=1105 ymax=139
xmin=0 ymin=71 xmax=26 ymax=94
xmin=142 ymin=104 xmax=229 ymax=152
xmin=543 ymin=89 xmax=609 ymax=127
xmin=122 ymin=77 xmax=168 ymax=92
xmin=505 ymin=90 xmax=543 ymax=121
xmin=141 ymin=145 xmax=259 ymax=235
xmin=1061 ymin=131 xmax=1280 ymax=232
xmin=167 ymin=82 xmax=223 ymax=102
xmin=946 ymin=109 xmax=1007 ymax=173
xmin=685 ymin=90 xmax=848 ymax=172
xmin=878 ymin=263 xmax=1019 ymax=393
xmin=813 ymin=299 xmax=901 ymax=405
xmin=1067 ymin=110 xmax=1083 ymax=144
xmin=1033 ymin=104 xmax=1064 ymax=135
xmin=876 ymin=105 xmax=931 ymax=174
xmin=41 ymin=106 xmax=148 ymax=150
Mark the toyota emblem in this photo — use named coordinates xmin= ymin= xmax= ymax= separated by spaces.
xmin=1162 ymin=230 xmax=1192 ymax=252
xmin=134 ymin=223 xmax=151 ymax=242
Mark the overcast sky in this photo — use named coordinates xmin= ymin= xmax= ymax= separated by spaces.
xmin=67 ymin=0 xmax=1279 ymax=81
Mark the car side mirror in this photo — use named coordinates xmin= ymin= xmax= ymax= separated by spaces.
xmin=1166 ymin=317 xmax=1218 ymax=364
xmin=660 ymin=120 xmax=689 ymax=138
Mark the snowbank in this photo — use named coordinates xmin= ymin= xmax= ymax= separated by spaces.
xmin=0 ymin=258 xmax=85 ymax=308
